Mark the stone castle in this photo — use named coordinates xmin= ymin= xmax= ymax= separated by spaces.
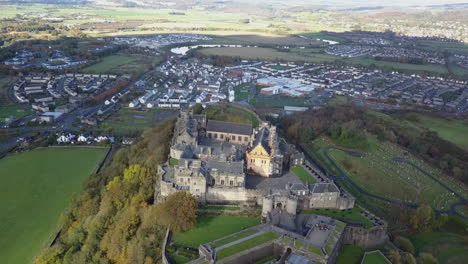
xmin=158 ymin=109 xmax=355 ymax=212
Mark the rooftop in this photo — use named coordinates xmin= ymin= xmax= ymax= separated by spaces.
xmin=206 ymin=120 xmax=252 ymax=136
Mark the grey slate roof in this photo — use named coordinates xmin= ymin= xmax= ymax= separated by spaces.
xmin=206 ymin=120 xmax=252 ymax=136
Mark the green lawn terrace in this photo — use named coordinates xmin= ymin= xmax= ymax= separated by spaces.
xmin=292 ymin=164 xmax=317 ymax=184
xmin=307 ymin=136 xmax=468 ymax=212
xmin=0 ymin=147 xmax=108 ymax=264
xmin=361 ymin=250 xmax=391 ymax=264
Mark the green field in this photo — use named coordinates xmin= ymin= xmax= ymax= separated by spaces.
xmin=250 ymin=96 xmax=308 ymax=107
xmin=204 ymin=104 xmax=260 ymax=127
xmin=199 ymin=47 xmax=450 ymax=75
xmin=216 ymin=232 xmax=280 ymax=260
xmin=402 ymin=228 xmax=468 ymax=264
xmin=291 ymin=165 xmax=316 ymax=184
xmin=412 ymin=115 xmax=468 ymax=149
xmin=336 ymin=244 xmax=365 ymax=264
xmin=0 ymin=147 xmax=108 ymax=264
xmin=234 ymin=83 xmax=250 ymax=101
xmin=83 ymin=54 xmax=160 ymax=76
xmin=200 ymin=205 xmax=241 ymax=211
xmin=302 ymin=208 xmax=373 ymax=229
xmin=83 ymin=55 xmax=137 ymax=73
xmin=0 ymin=74 xmax=16 ymax=104
xmin=362 ymin=251 xmax=390 ymax=264
xmin=307 ymin=136 xmax=467 ymax=210
xmin=98 ymin=108 xmax=160 ymax=134
xmin=0 ymin=105 xmax=32 ymax=120
xmin=211 ymin=229 xmax=258 ymax=248
xmin=172 ymin=215 xmax=260 ymax=248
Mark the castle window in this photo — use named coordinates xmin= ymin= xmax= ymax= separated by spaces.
xmin=220 ymin=134 xmax=224 ymax=139
xmin=244 ymin=137 xmax=248 ymax=142
xmin=232 ymin=135 xmax=235 ymax=140
xmin=221 ymin=180 xmax=224 ymax=185
xmin=214 ymin=134 xmax=218 ymax=139
xmin=238 ymin=136 xmax=242 ymax=141
xmin=208 ymin=133 xmax=212 ymax=138
xmin=230 ymin=180 xmax=233 ymax=186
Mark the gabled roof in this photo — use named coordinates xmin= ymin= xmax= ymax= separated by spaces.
xmin=251 ymin=127 xmax=271 ymax=155
xmin=206 ymin=120 xmax=252 ymax=136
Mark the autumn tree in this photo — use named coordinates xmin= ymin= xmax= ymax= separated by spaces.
xmin=395 ymin=236 xmax=415 ymax=254
xmin=387 ymin=249 xmax=402 ymax=264
xmin=154 ymin=191 xmax=198 ymax=232
xmin=419 ymin=253 xmax=438 ymax=264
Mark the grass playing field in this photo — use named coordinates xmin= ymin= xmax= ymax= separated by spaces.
xmin=172 ymin=215 xmax=260 ymax=248
xmin=0 ymin=105 xmax=32 ymax=120
xmin=0 ymin=147 xmax=108 ymax=264
xmin=83 ymin=54 xmax=160 ymax=76
xmin=307 ymin=136 xmax=467 ymax=211
xmin=412 ymin=114 xmax=468 ymax=149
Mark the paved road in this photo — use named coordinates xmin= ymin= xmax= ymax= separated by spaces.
xmin=323 ymin=146 xmax=468 ymax=220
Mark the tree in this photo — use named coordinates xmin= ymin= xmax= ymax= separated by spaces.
xmin=395 ymin=236 xmax=415 ymax=254
xmin=402 ymin=252 xmax=417 ymax=264
xmin=154 ymin=191 xmax=198 ymax=232
xmin=409 ymin=205 xmax=434 ymax=232
xmin=387 ymin=249 xmax=402 ymax=264
xmin=419 ymin=253 xmax=438 ymax=264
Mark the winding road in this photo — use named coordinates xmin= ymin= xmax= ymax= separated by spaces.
xmin=322 ymin=146 xmax=468 ymax=220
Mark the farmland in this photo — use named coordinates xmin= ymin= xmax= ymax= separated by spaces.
xmin=0 ymin=147 xmax=108 ymax=264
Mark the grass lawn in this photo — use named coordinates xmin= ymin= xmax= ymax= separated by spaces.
xmin=172 ymin=215 xmax=260 ymax=247
xmin=0 ymin=74 xmax=16 ymax=104
xmin=216 ymin=232 xmax=280 ymax=260
xmin=336 ymin=244 xmax=365 ymax=264
xmin=0 ymin=105 xmax=32 ymax=120
xmin=98 ymin=108 xmax=159 ymax=134
xmin=83 ymin=55 xmax=137 ymax=73
xmin=234 ymin=83 xmax=249 ymax=101
xmin=204 ymin=104 xmax=260 ymax=127
xmin=302 ymin=208 xmax=373 ymax=229
xmin=212 ymin=229 xmax=258 ymax=248
xmin=200 ymin=205 xmax=241 ymax=211
xmin=402 ymin=231 xmax=468 ymax=264
xmin=255 ymin=255 xmax=280 ymax=264
xmin=413 ymin=114 xmax=468 ymax=149
xmin=0 ymin=147 xmax=108 ymax=264
xmin=291 ymin=165 xmax=316 ymax=184
xmin=250 ymin=96 xmax=308 ymax=107
xmin=169 ymin=158 xmax=179 ymax=167
xmin=362 ymin=251 xmax=390 ymax=264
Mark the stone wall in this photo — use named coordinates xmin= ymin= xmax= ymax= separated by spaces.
xmin=217 ymin=242 xmax=284 ymax=264
xmin=342 ymin=225 xmax=388 ymax=249
xmin=205 ymin=187 xmax=263 ymax=204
